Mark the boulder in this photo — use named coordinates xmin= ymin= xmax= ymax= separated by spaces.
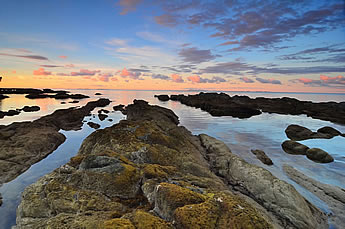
xmin=251 ymin=149 xmax=273 ymax=165
xmin=285 ymin=124 xmax=315 ymax=140
xmin=306 ymin=148 xmax=334 ymax=163
xmin=281 ymin=140 xmax=309 ymax=155
xmin=87 ymin=121 xmax=100 ymax=129
xmin=317 ymin=126 xmax=342 ymax=137
xmin=98 ymin=113 xmax=108 ymax=121
xmin=155 ymin=94 xmax=170 ymax=101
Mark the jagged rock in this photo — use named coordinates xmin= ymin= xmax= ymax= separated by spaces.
xmin=281 ymin=140 xmax=309 ymax=155
xmin=199 ymin=134 xmax=327 ymax=229
xmin=0 ymin=99 xmax=111 ymax=185
xmin=14 ymin=101 xmax=328 ymax=228
xmin=22 ymin=106 xmax=40 ymax=112
xmin=284 ymin=165 xmax=345 ymax=227
xmin=251 ymin=149 xmax=273 ymax=165
xmin=155 ymin=94 xmax=170 ymax=101
xmin=87 ymin=121 xmax=100 ymax=129
xmin=98 ymin=113 xmax=108 ymax=121
xmin=306 ymin=148 xmax=334 ymax=163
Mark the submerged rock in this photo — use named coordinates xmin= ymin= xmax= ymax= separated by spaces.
xmin=284 ymin=165 xmax=345 ymax=227
xmin=0 ymin=98 xmax=111 ymax=185
xmin=251 ymin=149 xmax=273 ymax=165
xmin=15 ymin=100 xmax=328 ymax=228
xmin=306 ymin=148 xmax=334 ymax=163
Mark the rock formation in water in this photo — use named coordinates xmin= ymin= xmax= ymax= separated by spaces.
xmin=14 ymin=100 xmax=328 ymax=228
xmin=0 ymin=98 xmax=111 ymax=185
xmin=156 ymin=93 xmax=345 ymax=124
xmin=285 ymin=124 xmax=343 ymax=140
xmin=251 ymin=149 xmax=273 ymax=165
xmin=284 ymin=165 xmax=345 ymax=227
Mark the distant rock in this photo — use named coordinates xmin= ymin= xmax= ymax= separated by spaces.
xmin=98 ymin=109 xmax=109 ymax=114
xmin=155 ymin=94 xmax=170 ymax=101
xmin=284 ymin=165 xmax=345 ymax=227
xmin=108 ymin=119 xmax=113 ymax=122
xmin=251 ymin=149 xmax=273 ymax=165
xmin=69 ymin=100 xmax=79 ymax=104
xmin=87 ymin=122 xmax=100 ymax=129
xmin=306 ymin=148 xmax=334 ymax=163
xmin=95 ymin=92 xmax=102 ymax=95
xmin=61 ymin=102 xmax=66 ymax=104
xmin=0 ymin=109 xmax=21 ymax=119
xmin=281 ymin=140 xmax=309 ymax=155
xmin=22 ymin=106 xmax=40 ymax=112
xmin=0 ymin=94 xmax=9 ymax=100
xmin=113 ymin=104 xmax=125 ymax=112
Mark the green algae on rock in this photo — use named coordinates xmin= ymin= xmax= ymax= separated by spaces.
xmin=14 ymin=100 xmax=328 ymax=229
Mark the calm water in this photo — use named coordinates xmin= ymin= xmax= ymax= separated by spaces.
xmin=0 ymin=90 xmax=345 ymax=228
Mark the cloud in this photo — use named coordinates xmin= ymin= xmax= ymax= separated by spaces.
xmin=187 ymin=75 xmax=226 ymax=84
xmin=118 ymin=0 xmax=142 ymax=15
xmin=151 ymin=74 xmax=170 ymax=80
xmin=41 ymin=65 xmax=61 ymax=68
xmin=0 ymin=53 xmax=49 ymax=60
xmin=71 ymin=69 xmax=101 ymax=76
xmin=98 ymin=73 xmax=114 ymax=82
xmin=56 ymin=73 xmax=70 ymax=76
xmin=33 ymin=68 xmax=52 ymax=76
xmin=59 ymin=55 xmax=67 ymax=59
xmin=105 ymin=38 xmax=128 ymax=46
xmin=136 ymin=31 xmax=181 ymax=45
xmin=171 ymin=73 xmax=184 ymax=83
xmin=292 ymin=75 xmax=345 ymax=87
xmin=239 ymin=77 xmax=255 ymax=83
xmin=155 ymin=14 xmax=180 ymax=27
xmin=178 ymin=47 xmax=219 ymax=64
xmin=65 ymin=64 xmax=75 ymax=68
xmin=256 ymin=77 xmax=281 ymax=84
xmin=119 ymin=67 xmax=142 ymax=79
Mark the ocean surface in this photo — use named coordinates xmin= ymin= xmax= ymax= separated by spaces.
xmin=0 ymin=90 xmax=345 ymax=228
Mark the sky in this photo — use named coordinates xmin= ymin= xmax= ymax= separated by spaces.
xmin=0 ymin=0 xmax=344 ymax=93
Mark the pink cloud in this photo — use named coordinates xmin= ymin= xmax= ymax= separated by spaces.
xmin=187 ymin=75 xmax=201 ymax=83
xmin=119 ymin=68 xmax=141 ymax=80
xmin=298 ymin=78 xmax=314 ymax=83
xmin=320 ymin=75 xmax=345 ymax=83
xmin=98 ymin=73 xmax=114 ymax=82
xmin=33 ymin=68 xmax=51 ymax=76
xmin=56 ymin=73 xmax=70 ymax=76
xmin=65 ymin=64 xmax=75 ymax=68
xmin=118 ymin=0 xmax=142 ymax=15
xmin=59 ymin=55 xmax=67 ymax=59
xmin=171 ymin=73 xmax=184 ymax=83
xmin=111 ymin=77 xmax=118 ymax=81
xmin=239 ymin=77 xmax=255 ymax=83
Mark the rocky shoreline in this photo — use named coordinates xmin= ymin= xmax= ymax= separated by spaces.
xmin=13 ymin=100 xmax=331 ymax=228
xmin=156 ymin=92 xmax=345 ymax=124
xmin=0 ymin=98 xmax=110 ymax=186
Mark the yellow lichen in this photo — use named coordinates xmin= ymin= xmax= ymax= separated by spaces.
xmin=142 ymin=164 xmax=176 ymax=179
xmin=103 ymin=218 xmax=135 ymax=229
xmin=130 ymin=210 xmax=173 ymax=229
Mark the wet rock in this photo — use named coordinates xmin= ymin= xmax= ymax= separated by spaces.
xmin=281 ymin=140 xmax=309 ymax=155
xmin=87 ymin=121 xmax=100 ymax=129
xmin=15 ymin=101 xmax=327 ymax=228
xmin=22 ymin=106 xmax=40 ymax=112
xmin=285 ymin=124 xmax=315 ymax=140
xmin=306 ymin=148 xmax=334 ymax=163
xmin=200 ymin=134 xmax=327 ymax=229
xmin=317 ymin=126 xmax=342 ymax=138
xmin=98 ymin=113 xmax=108 ymax=121
xmin=284 ymin=165 xmax=345 ymax=227
xmin=251 ymin=149 xmax=273 ymax=165
xmin=165 ymin=92 xmax=345 ymax=124
xmin=155 ymin=94 xmax=170 ymax=101
xmin=0 ymin=98 xmax=111 ymax=185
xmin=113 ymin=104 xmax=125 ymax=111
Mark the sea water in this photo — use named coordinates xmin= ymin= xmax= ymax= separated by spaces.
xmin=0 ymin=90 xmax=344 ymax=228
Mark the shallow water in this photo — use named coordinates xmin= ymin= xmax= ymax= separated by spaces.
xmin=0 ymin=90 xmax=344 ymax=228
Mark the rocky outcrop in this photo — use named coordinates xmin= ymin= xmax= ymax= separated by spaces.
xmin=285 ymin=124 xmax=343 ymax=140
xmin=161 ymin=92 xmax=345 ymax=124
xmin=0 ymin=88 xmax=89 ymax=100
xmin=200 ymin=134 xmax=327 ymax=229
xmin=15 ymin=100 xmax=328 ymax=228
xmin=154 ymin=94 xmax=170 ymax=101
xmin=284 ymin=165 xmax=345 ymax=228
xmin=251 ymin=149 xmax=273 ymax=165
xmin=113 ymin=104 xmax=125 ymax=112
xmin=0 ymin=94 xmax=9 ymax=100
xmin=0 ymin=109 xmax=20 ymax=119
xmin=0 ymin=98 xmax=111 ymax=185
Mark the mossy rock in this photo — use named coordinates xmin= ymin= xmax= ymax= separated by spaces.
xmin=103 ymin=218 xmax=135 ymax=229
xmin=142 ymin=164 xmax=176 ymax=179
xmin=128 ymin=210 xmax=173 ymax=229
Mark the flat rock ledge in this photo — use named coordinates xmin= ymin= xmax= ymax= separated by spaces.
xmin=0 ymin=98 xmax=111 ymax=185
xmin=14 ymin=100 xmax=328 ymax=229
xmin=156 ymin=93 xmax=345 ymax=124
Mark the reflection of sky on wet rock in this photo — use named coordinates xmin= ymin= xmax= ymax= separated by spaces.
xmin=0 ymin=90 xmax=344 ymax=228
